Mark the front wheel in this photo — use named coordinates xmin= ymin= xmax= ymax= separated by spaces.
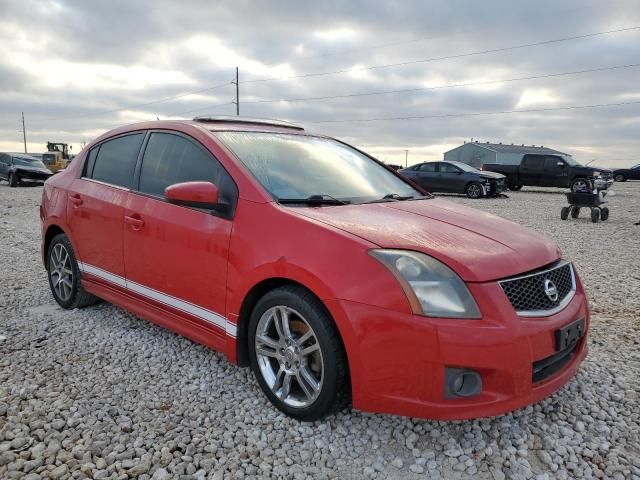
xmin=614 ymin=174 xmax=625 ymax=182
xmin=465 ymin=182 xmax=483 ymax=199
xmin=571 ymin=178 xmax=591 ymax=193
xmin=248 ymin=286 xmax=349 ymax=421
xmin=600 ymin=207 xmax=609 ymax=221
xmin=591 ymin=208 xmax=600 ymax=223
xmin=561 ymin=206 xmax=570 ymax=220
xmin=571 ymin=206 xmax=580 ymax=219
xmin=8 ymin=173 xmax=18 ymax=187
xmin=47 ymin=234 xmax=99 ymax=309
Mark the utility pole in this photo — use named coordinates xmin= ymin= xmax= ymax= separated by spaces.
xmin=404 ymin=149 xmax=408 ymax=168
xmin=234 ymin=67 xmax=240 ymax=116
xmin=21 ymin=112 xmax=27 ymax=153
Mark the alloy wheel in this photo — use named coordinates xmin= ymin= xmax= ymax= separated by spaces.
xmin=572 ymin=179 xmax=589 ymax=192
xmin=467 ymin=184 xmax=482 ymax=198
xmin=254 ymin=306 xmax=324 ymax=408
xmin=49 ymin=243 xmax=74 ymax=302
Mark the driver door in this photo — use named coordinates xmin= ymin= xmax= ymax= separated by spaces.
xmin=122 ymin=131 xmax=238 ymax=338
xmin=542 ymin=156 xmax=568 ymax=187
xmin=437 ymin=162 xmax=463 ymax=192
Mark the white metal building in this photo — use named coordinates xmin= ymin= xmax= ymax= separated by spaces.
xmin=444 ymin=141 xmax=572 ymax=168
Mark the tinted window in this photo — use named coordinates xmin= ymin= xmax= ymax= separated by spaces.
xmin=439 ymin=163 xmax=461 ymax=174
xmin=418 ymin=163 xmax=437 ymax=172
xmin=83 ymin=146 xmax=100 ymax=177
xmin=0 ymin=154 xmax=9 ymax=165
xmin=91 ymin=133 xmax=144 ymax=188
xmin=522 ymin=157 xmax=541 ymax=167
xmin=544 ymin=156 xmax=563 ymax=169
xmin=139 ymin=133 xmax=237 ymax=206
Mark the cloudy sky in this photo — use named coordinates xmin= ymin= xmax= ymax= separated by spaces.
xmin=1 ymin=0 xmax=639 ymax=167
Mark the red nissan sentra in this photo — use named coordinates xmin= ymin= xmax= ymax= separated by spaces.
xmin=40 ymin=117 xmax=588 ymax=421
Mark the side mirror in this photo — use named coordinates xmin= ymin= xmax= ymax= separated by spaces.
xmin=557 ymin=161 xmax=565 ymax=167
xmin=165 ymin=181 xmax=221 ymax=210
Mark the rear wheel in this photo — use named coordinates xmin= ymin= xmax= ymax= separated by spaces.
xmin=465 ymin=182 xmax=483 ymax=199
xmin=614 ymin=174 xmax=625 ymax=182
xmin=47 ymin=234 xmax=99 ymax=309
xmin=508 ymin=182 xmax=522 ymax=191
xmin=591 ymin=208 xmax=600 ymax=223
xmin=600 ymin=207 xmax=609 ymax=221
xmin=8 ymin=173 xmax=18 ymax=187
xmin=248 ymin=286 xmax=349 ymax=421
xmin=561 ymin=206 xmax=570 ymax=220
xmin=570 ymin=207 xmax=580 ymax=219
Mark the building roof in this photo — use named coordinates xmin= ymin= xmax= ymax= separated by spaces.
xmin=448 ymin=141 xmax=570 ymax=156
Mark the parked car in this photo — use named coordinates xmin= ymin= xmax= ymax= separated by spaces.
xmin=612 ymin=164 xmax=640 ymax=182
xmin=482 ymin=154 xmax=612 ymax=192
xmin=399 ymin=161 xmax=506 ymax=198
xmin=41 ymin=117 xmax=589 ymax=421
xmin=0 ymin=152 xmax=53 ymax=187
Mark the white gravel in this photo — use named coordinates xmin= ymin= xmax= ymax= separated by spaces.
xmin=1 ymin=182 xmax=639 ymax=479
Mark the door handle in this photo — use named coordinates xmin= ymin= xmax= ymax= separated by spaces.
xmin=124 ymin=214 xmax=145 ymax=229
xmin=69 ymin=194 xmax=83 ymax=206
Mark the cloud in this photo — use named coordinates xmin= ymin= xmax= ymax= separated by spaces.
xmin=0 ymin=0 xmax=639 ymax=166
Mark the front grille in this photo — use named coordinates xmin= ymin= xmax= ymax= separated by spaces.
xmin=499 ymin=262 xmax=575 ymax=316
xmin=532 ymin=341 xmax=579 ymax=383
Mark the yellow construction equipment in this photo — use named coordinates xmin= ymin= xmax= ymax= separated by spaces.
xmin=42 ymin=142 xmax=73 ymax=173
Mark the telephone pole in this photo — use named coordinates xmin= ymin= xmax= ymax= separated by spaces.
xmin=233 ymin=67 xmax=240 ymax=116
xmin=404 ymin=149 xmax=408 ymax=168
xmin=21 ymin=112 xmax=27 ymax=153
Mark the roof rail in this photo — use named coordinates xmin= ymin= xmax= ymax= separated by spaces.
xmin=192 ymin=115 xmax=304 ymax=130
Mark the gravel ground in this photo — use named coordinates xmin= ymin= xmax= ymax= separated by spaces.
xmin=1 ymin=182 xmax=639 ymax=480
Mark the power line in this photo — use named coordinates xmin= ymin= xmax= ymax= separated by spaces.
xmin=240 ymin=25 xmax=640 ymax=84
xmin=304 ymin=99 xmax=640 ymax=124
xmin=239 ymin=63 xmax=640 ymax=105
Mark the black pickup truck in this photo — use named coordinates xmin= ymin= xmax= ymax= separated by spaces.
xmin=482 ymin=154 xmax=612 ymax=192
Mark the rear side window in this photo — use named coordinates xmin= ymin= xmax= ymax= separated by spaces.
xmin=419 ymin=163 xmax=437 ymax=172
xmin=138 ymin=132 xmax=238 ymax=208
xmin=90 ymin=133 xmax=144 ymax=188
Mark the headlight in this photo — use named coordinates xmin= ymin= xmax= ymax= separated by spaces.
xmin=592 ymin=171 xmax=600 ymax=177
xmin=369 ymin=249 xmax=481 ymax=319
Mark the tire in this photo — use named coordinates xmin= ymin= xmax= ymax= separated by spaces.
xmin=591 ymin=208 xmax=600 ymax=223
xmin=248 ymin=285 xmax=349 ymax=421
xmin=601 ymin=207 xmax=609 ymax=221
xmin=614 ymin=174 xmax=625 ymax=182
xmin=570 ymin=207 xmax=580 ymax=219
xmin=47 ymin=233 xmax=100 ymax=309
xmin=465 ymin=182 xmax=483 ymax=199
xmin=571 ymin=178 xmax=591 ymax=193
xmin=8 ymin=172 xmax=18 ymax=187
xmin=561 ymin=206 xmax=570 ymax=220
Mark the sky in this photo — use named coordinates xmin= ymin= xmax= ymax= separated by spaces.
xmin=0 ymin=0 xmax=639 ymax=167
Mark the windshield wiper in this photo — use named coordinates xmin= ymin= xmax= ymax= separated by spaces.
xmin=362 ymin=193 xmax=423 ymax=204
xmin=278 ymin=194 xmax=350 ymax=206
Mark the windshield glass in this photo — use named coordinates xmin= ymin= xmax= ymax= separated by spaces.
xmin=216 ymin=132 xmax=422 ymax=203
xmin=13 ymin=157 xmax=47 ymax=169
xmin=448 ymin=161 xmax=477 ymax=172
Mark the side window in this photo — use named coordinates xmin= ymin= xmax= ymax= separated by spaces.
xmin=522 ymin=156 xmax=540 ymax=168
xmin=138 ymin=132 xmax=238 ymax=209
xmin=83 ymin=146 xmax=100 ymax=178
xmin=90 ymin=133 xmax=144 ymax=188
xmin=0 ymin=154 xmax=8 ymax=165
xmin=439 ymin=163 xmax=460 ymax=174
xmin=544 ymin=156 xmax=562 ymax=169
xmin=419 ymin=163 xmax=437 ymax=172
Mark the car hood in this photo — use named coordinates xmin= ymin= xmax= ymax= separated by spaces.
xmin=477 ymin=171 xmax=505 ymax=180
xmin=15 ymin=165 xmax=52 ymax=175
xmin=292 ymin=198 xmax=560 ymax=282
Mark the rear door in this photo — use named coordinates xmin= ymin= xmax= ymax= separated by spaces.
xmin=67 ymin=132 xmax=145 ymax=287
xmin=122 ymin=131 xmax=238 ymax=338
xmin=415 ymin=162 xmax=439 ymax=190
xmin=519 ymin=155 xmax=544 ymax=186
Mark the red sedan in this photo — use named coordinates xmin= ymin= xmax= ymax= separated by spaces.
xmin=40 ymin=117 xmax=588 ymax=421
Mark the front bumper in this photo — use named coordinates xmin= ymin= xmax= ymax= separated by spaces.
xmin=325 ymin=273 xmax=589 ymax=420
xmin=17 ymin=171 xmax=52 ymax=183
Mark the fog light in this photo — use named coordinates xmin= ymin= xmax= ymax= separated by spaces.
xmin=444 ymin=368 xmax=483 ymax=399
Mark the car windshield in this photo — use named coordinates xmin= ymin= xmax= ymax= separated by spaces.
xmin=13 ymin=157 xmax=47 ymax=169
xmin=216 ymin=132 xmax=422 ymax=204
xmin=447 ymin=161 xmax=477 ymax=172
